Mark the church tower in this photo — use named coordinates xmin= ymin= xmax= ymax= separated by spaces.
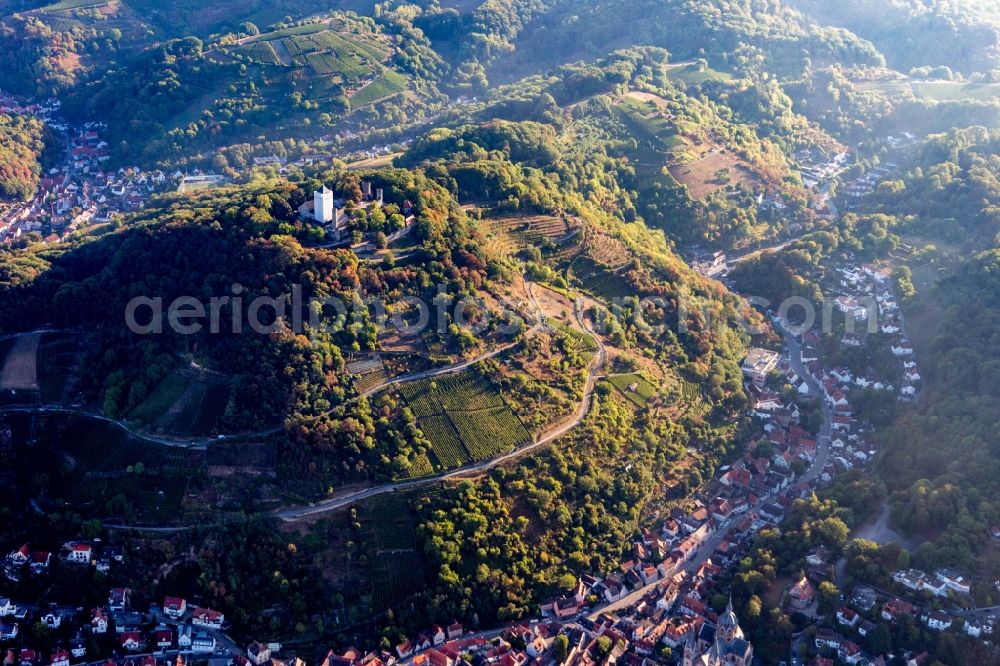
xmin=717 ymin=597 xmax=742 ymax=643
xmin=682 ymin=629 xmax=697 ymax=666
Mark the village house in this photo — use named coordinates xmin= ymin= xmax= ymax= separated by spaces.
xmin=6 ymin=545 xmax=29 ymax=567
xmin=163 ymin=596 xmax=187 ymax=619
xmin=65 ymin=542 xmax=92 ymax=564
xmin=191 ymin=607 xmax=225 ymax=629
xmin=881 ymin=598 xmax=916 ymax=622
xmin=741 ymin=348 xmax=780 ymax=388
xmin=120 ymin=631 xmax=143 ymax=651
xmin=109 ymin=587 xmax=131 ymax=611
xmin=935 ymin=568 xmax=971 ymax=595
xmin=29 ymin=551 xmax=51 ymax=575
xmin=177 ymin=625 xmax=193 ymax=650
xmin=191 ymin=633 xmax=216 ymax=653
xmin=836 ymin=607 xmax=860 ymax=628
xmin=91 ymin=608 xmax=109 ymax=634
xmin=155 ymin=628 xmax=174 ymax=650
xmin=892 ymin=569 xmax=949 ymax=597
xmin=924 ymin=610 xmax=952 ymax=632
xmin=788 ymin=577 xmax=816 ymax=610
xmin=49 ymin=650 xmax=69 ymax=666
xmin=0 ymin=621 xmax=18 ymax=640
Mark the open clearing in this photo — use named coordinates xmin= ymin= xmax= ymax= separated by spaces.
xmin=853 ymin=77 xmax=1000 ymax=102
xmin=617 ymin=92 xmax=758 ymax=200
xmin=667 ymin=142 xmax=758 ymax=200
xmin=607 ymin=373 xmax=659 ymax=408
xmin=0 ymin=334 xmax=40 ymax=391
xmin=665 ymin=62 xmax=732 ymax=87
xmin=850 ymin=501 xmax=918 ymax=551
xmin=912 ymin=80 xmax=1000 ymax=101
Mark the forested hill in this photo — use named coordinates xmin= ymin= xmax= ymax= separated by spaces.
xmin=790 ymin=0 xmax=1000 ymax=73
xmin=0 ymin=112 xmax=53 ymax=201
xmin=470 ymin=0 xmax=883 ymax=82
xmin=0 ymin=168 xmax=505 ymax=477
xmin=842 ymin=127 xmax=1000 ymax=573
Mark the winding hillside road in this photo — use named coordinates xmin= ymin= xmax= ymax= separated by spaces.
xmin=274 ymin=284 xmax=608 ymax=521
xmin=0 ymin=315 xmax=542 ymax=449
xmin=0 ymin=404 xmax=213 ymax=449
xmin=3 ymin=282 xmax=608 ymax=523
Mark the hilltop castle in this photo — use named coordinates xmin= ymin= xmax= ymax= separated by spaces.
xmin=682 ymin=598 xmax=753 ymax=666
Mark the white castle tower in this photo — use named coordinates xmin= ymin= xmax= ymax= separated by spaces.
xmin=314 ymin=186 xmax=334 ymax=224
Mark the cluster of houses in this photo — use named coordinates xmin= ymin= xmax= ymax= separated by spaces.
xmin=781 ymin=552 xmax=991 ymax=664
xmin=805 ymin=574 xmax=991 ymax=666
xmin=891 ymin=568 xmax=971 ymax=598
xmin=687 ymin=248 xmax=728 ymax=278
xmin=0 ymin=546 xmax=234 ymax=666
xmin=795 ymin=148 xmax=852 ymax=190
xmin=0 ymin=91 xmax=179 ymax=244
xmin=841 ymin=163 xmax=897 ymax=210
xmin=832 ymin=261 xmax=921 ymax=399
xmin=4 ymin=541 xmax=124 ymax=583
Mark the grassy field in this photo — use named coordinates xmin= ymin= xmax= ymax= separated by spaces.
xmin=666 ymin=62 xmax=732 ymax=86
xmin=35 ymin=0 xmax=108 ymax=13
xmin=349 ymin=70 xmax=407 ymax=108
xmin=616 ymin=95 xmax=686 ymax=154
xmin=249 ymin=22 xmax=328 ymax=41
xmin=912 ymin=80 xmax=1000 ymax=101
xmin=607 ymin=373 xmax=659 ymax=407
xmin=854 ymin=79 xmax=913 ymax=98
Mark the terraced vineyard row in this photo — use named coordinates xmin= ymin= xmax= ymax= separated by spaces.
xmin=433 ymin=372 xmax=506 ymax=411
xmin=586 ymin=230 xmax=632 ymax=268
xmin=354 ymin=366 xmax=388 ymax=394
xmin=398 ymin=380 xmax=442 ymax=418
xmin=349 ymin=71 xmax=407 ymax=107
xmin=572 ymin=255 xmax=633 ymax=300
xmin=449 ymin=407 xmax=531 ymax=460
xmin=679 ymin=378 xmax=709 ymax=415
xmin=482 ymin=215 xmax=579 ymax=258
xmin=401 ymin=453 xmax=435 ymax=479
xmin=370 ymin=550 xmax=426 ymax=613
xmin=398 ymin=370 xmax=531 ymax=476
xmin=417 ymin=415 xmax=468 ymax=468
